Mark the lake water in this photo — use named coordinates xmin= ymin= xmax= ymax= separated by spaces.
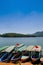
xmin=0 ymin=37 xmax=43 ymax=48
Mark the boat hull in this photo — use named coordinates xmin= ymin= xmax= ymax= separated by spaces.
xmin=11 ymin=52 xmax=21 ymax=63
xmin=40 ymin=58 xmax=43 ymax=65
xmin=21 ymin=56 xmax=29 ymax=63
xmin=31 ymin=58 xmax=40 ymax=63
xmin=11 ymin=57 xmax=21 ymax=63
xmin=21 ymin=58 xmax=29 ymax=62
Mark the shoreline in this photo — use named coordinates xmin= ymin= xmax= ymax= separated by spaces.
xmin=0 ymin=61 xmax=41 ymax=65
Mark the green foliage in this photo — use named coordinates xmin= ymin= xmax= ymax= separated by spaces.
xmin=0 ymin=31 xmax=43 ymax=37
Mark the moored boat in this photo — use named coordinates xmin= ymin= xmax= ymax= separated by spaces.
xmin=21 ymin=51 xmax=29 ymax=62
xmin=21 ymin=45 xmax=34 ymax=62
xmin=10 ymin=51 xmax=21 ymax=63
xmin=31 ymin=45 xmax=41 ymax=63
xmin=0 ymin=46 xmax=15 ymax=62
xmin=0 ymin=46 xmax=9 ymax=61
xmin=26 ymin=45 xmax=34 ymax=58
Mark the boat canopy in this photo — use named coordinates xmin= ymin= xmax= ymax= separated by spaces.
xmin=18 ymin=46 xmax=27 ymax=51
xmin=0 ymin=46 xmax=9 ymax=52
xmin=26 ymin=45 xmax=34 ymax=51
xmin=31 ymin=45 xmax=41 ymax=52
xmin=3 ymin=46 xmax=15 ymax=52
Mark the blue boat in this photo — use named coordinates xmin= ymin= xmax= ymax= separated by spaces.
xmin=0 ymin=52 xmax=5 ymax=58
xmin=2 ymin=53 xmax=13 ymax=62
xmin=11 ymin=52 xmax=21 ymax=62
xmin=0 ymin=46 xmax=15 ymax=62
xmin=0 ymin=52 xmax=8 ymax=61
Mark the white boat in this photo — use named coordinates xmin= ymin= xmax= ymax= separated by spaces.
xmin=21 ymin=45 xmax=34 ymax=62
xmin=31 ymin=45 xmax=41 ymax=63
xmin=26 ymin=45 xmax=34 ymax=58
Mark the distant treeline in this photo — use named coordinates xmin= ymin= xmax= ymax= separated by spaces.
xmin=0 ymin=33 xmax=36 ymax=37
xmin=0 ymin=31 xmax=43 ymax=37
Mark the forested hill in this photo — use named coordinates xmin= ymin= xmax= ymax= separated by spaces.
xmin=0 ymin=31 xmax=43 ymax=37
xmin=33 ymin=31 xmax=43 ymax=37
xmin=0 ymin=33 xmax=36 ymax=37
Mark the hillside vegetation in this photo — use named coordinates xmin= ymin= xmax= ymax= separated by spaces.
xmin=0 ymin=31 xmax=43 ymax=37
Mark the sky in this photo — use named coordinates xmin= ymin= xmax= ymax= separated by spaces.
xmin=0 ymin=0 xmax=43 ymax=34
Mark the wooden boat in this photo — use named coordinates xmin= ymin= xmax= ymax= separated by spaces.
xmin=21 ymin=51 xmax=29 ymax=62
xmin=26 ymin=45 xmax=34 ymax=58
xmin=0 ymin=46 xmax=15 ymax=62
xmin=21 ymin=45 xmax=34 ymax=62
xmin=31 ymin=45 xmax=41 ymax=63
xmin=10 ymin=51 xmax=21 ymax=63
xmin=0 ymin=46 xmax=9 ymax=61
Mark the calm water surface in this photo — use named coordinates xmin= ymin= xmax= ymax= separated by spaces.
xmin=0 ymin=37 xmax=43 ymax=48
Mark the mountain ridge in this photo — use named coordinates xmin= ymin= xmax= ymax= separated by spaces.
xmin=0 ymin=31 xmax=43 ymax=37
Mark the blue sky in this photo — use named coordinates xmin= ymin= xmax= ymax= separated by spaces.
xmin=0 ymin=0 xmax=43 ymax=34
